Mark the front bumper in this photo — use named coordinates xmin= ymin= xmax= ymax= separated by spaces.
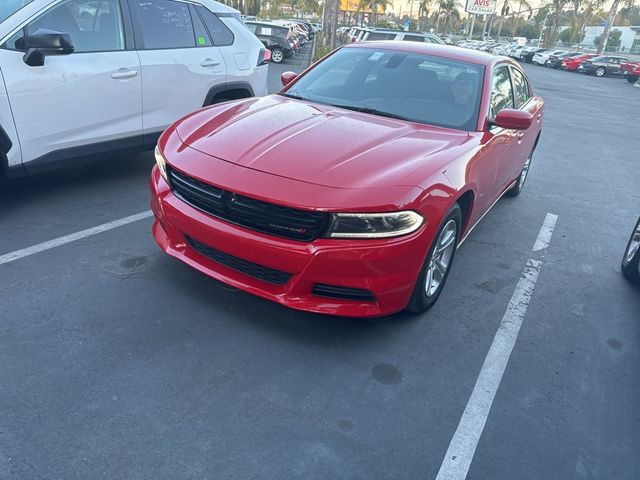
xmin=150 ymin=167 xmax=431 ymax=318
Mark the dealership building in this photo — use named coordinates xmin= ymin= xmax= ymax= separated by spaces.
xmin=582 ymin=26 xmax=640 ymax=54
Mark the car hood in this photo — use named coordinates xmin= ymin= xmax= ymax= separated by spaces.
xmin=174 ymin=95 xmax=470 ymax=189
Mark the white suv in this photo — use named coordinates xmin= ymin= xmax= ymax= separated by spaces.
xmin=0 ymin=0 xmax=268 ymax=177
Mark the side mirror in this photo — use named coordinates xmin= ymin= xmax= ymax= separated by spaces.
xmin=491 ymin=109 xmax=533 ymax=130
xmin=281 ymin=71 xmax=298 ymax=87
xmin=23 ymin=29 xmax=74 ymax=67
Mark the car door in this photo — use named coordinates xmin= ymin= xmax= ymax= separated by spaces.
xmin=466 ymin=65 xmax=516 ymax=223
xmin=128 ymin=0 xmax=227 ymax=137
xmin=506 ymin=65 xmax=542 ymax=182
xmin=0 ymin=0 xmax=142 ymax=170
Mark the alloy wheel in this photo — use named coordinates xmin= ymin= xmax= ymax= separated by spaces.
xmin=596 ymin=67 xmax=605 ymax=77
xmin=625 ymin=221 xmax=640 ymax=264
xmin=271 ymin=49 xmax=284 ymax=63
xmin=518 ymin=156 xmax=531 ymax=189
xmin=425 ymin=220 xmax=457 ymax=297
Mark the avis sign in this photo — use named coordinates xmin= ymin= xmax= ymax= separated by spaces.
xmin=465 ymin=0 xmax=496 ymax=15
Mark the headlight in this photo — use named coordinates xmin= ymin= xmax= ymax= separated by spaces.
xmin=154 ymin=146 xmax=167 ymax=181
xmin=327 ymin=211 xmax=424 ymax=239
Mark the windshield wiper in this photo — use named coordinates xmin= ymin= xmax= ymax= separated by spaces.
xmin=329 ymin=103 xmax=410 ymax=121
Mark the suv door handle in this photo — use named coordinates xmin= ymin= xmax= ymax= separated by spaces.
xmin=201 ymin=59 xmax=221 ymax=67
xmin=111 ymin=70 xmax=138 ymax=80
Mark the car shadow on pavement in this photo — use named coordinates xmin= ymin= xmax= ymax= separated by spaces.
xmin=155 ymin=252 xmax=421 ymax=348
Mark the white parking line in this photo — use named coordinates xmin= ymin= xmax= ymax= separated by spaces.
xmin=435 ymin=213 xmax=559 ymax=480
xmin=0 ymin=210 xmax=153 ymax=266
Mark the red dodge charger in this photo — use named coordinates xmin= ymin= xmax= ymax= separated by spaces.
xmin=150 ymin=42 xmax=544 ymax=317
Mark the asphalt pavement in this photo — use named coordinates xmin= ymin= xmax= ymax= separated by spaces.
xmin=1 ymin=45 xmax=639 ymax=480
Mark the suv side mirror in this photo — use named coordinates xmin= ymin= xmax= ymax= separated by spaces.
xmin=281 ymin=71 xmax=298 ymax=87
xmin=491 ymin=109 xmax=533 ymax=130
xmin=23 ymin=29 xmax=74 ymax=67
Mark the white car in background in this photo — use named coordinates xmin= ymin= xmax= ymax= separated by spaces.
xmin=532 ymin=49 xmax=567 ymax=66
xmin=0 ymin=0 xmax=269 ymax=178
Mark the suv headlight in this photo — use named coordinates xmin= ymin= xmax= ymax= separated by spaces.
xmin=327 ymin=211 xmax=424 ymax=239
xmin=154 ymin=146 xmax=167 ymax=181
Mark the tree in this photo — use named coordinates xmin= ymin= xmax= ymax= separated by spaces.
xmin=607 ymin=28 xmax=622 ymax=48
xmin=357 ymin=0 xmax=393 ymax=26
xmin=598 ymin=0 xmax=634 ymax=54
xmin=433 ymin=0 xmax=460 ymax=34
xmin=418 ymin=0 xmax=434 ymax=31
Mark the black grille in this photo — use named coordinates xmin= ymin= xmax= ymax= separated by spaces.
xmin=312 ymin=284 xmax=375 ymax=302
xmin=169 ymin=168 xmax=329 ymax=242
xmin=188 ymin=237 xmax=292 ymax=285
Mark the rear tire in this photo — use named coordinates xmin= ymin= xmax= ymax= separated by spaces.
xmin=627 ymin=75 xmax=638 ymax=83
xmin=271 ymin=47 xmax=284 ymax=64
xmin=406 ymin=204 xmax=461 ymax=314
xmin=622 ymin=217 xmax=640 ymax=284
xmin=505 ymin=148 xmax=533 ymax=197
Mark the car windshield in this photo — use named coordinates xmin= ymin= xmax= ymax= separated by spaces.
xmin=0 ymin=0 xmax=36 ymax=23
xmin=281 ymin=47 xmax=485 ymax=131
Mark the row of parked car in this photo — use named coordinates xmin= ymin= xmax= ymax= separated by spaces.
xmin=340 ymin=26 xmax=445 ymax=45
xmin=458 ymin=39 xmax=640 ymax=84
xmin=244 ymin=18 xmax=318 ymax=63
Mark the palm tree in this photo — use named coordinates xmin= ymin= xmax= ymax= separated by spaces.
xmin=598 ymin=0 xmax=634 ymax=53
xmin=433 ymin=0 xmax=459 ymax=34
xmin=418 ymin=0 xmax=435 ymax=31
xmin=358 ymin=0 xmax=393 ymax=26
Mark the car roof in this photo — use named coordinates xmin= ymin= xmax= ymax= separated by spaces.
xmin=344 ymin=41 xmax=506 ymax=66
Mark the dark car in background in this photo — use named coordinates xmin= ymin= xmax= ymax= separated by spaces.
xmin=521 ymin=48 xmax=548 ymax=64
xmin=577 ymin=55 xmax=630 ymax=77
xmin=245 ymin=21 xmax=294 ymax=63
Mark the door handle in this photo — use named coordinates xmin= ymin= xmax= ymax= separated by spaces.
xmin=111 ymin=70 xmax=138 ymax=80
xmin=201 ymin=59 xmax=221 ymax=67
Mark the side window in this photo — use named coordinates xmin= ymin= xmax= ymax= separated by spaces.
xmin=196 ymin=6 xmax=234 ymax=46
xmin=134 ymin=0 xmax=195 ymax=50
xmin=490 ymin=66 xmax=514 ymax=119
xmin=366 ymin=32 xmax=396 ymax=40
xmin=510 ymin=68 xmax=530 ymax=108
xmin=188 ymin=4 xmax=211 ymax=47
xmin=403 ymin=34 xmax=425 ymax=42
xmin=24 ymin=0 xmax=125 ymax=53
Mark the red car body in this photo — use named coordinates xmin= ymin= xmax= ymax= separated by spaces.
xmin=561 ymin=54 xmax=598 ymax=71
xmin=150 ymin=43 xmax=544 ymax=317
xmin=622 ymin=62 xmax=640 ymax=82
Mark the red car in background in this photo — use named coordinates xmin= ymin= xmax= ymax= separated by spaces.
xmin=622 ymin=62 xmax=640 ymax=83
xmin=561 ymin=53 xmax=598 ymax=71
xmin=150 ymin=43 xmax=544 ymax=317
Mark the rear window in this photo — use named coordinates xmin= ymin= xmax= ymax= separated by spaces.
xmin=196 ymin=6 xmax=234 ymax=46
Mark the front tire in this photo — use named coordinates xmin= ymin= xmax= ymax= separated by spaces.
xmin=627 ymin=75 xmax=638 ymax=83
xmin=271 ymin=47 xmax=284 ymax=64
xmin=407 ymin=205 xmax=461 ymax=314
xmin=595 ymin=67 xmax=606 ymax=77
xmin=622 ymin=217 xmax=640 ymax=284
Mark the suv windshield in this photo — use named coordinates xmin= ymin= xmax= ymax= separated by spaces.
xmin=0 ymin=0 xmax=36 ymax=23
xmin=282 ymin=47 xmax=484 ymax=131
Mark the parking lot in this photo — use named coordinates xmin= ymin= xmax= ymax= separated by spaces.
xmin=1 ymin=42 xmax=640 ymax=479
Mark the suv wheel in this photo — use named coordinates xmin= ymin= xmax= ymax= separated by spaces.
xmin=271 ymin=47 xmax=284 ymax=64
